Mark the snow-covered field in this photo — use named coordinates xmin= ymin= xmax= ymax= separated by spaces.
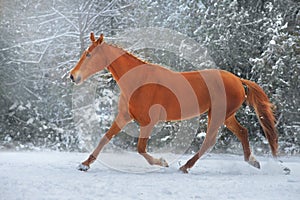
xmin=0 ymin=151 xmax=299 ymax=200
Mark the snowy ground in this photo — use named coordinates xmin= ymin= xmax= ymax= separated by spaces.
xmin=0 ymin=151 xmax=299 ymax=200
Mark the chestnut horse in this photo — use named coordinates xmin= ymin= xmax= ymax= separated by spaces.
xmin=70 ymin=33 xmax=278 ymax=173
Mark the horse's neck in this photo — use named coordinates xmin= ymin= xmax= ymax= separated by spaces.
xmin=107 ymin=45 xmax=146 ymax=81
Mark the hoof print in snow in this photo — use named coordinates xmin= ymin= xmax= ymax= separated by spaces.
xmin=77 ymin=163 xmax=90 ymax=172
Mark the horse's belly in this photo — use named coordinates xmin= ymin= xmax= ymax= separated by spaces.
xmin=128 ymin=83 xmax=209 ymax=124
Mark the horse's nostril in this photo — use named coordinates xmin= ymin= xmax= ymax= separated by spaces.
xmin=70 ymin=74 xmax=74 ymax=82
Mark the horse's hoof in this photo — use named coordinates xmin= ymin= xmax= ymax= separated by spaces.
xmin=248 ymin=160 xmax=260 ymax=169
xmin=77 ymin=163 xmax=90 ymax=171
xmin=248 ymin=154 xmax=260 ymax=169
xmin=282 ymin=167 xmax=291 ymax=175
xmin=159 ymin=158 xmax=169 ymax=167
xmin=179 ymin=166 xmax=189 ymax=174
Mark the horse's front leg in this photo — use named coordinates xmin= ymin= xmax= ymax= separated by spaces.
xmin=78 ymin=114 xmax=130 ymax=171
xmin=137 ymin=126 xmax=169 ymax=167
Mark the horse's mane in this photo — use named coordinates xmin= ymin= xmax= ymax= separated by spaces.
xmin=107 ymin=43 xmax=149 ymax=65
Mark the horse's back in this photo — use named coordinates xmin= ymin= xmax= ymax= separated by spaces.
xmin=183 ymin=69 xmax=246 ymax=118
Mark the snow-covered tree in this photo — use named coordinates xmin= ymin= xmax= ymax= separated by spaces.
xmin=194 ymin=0 xmax=299 ymax=154
xmin=0 ymin=0 xmax=132 ymax=151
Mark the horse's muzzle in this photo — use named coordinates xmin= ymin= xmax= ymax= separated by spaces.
xmin=70 ymin=74 xmax=81 ymax=84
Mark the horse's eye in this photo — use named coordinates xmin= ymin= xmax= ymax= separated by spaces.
xmin=86 ymin=52 xmax=91 ymax=57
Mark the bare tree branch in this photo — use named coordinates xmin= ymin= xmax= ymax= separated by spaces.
xmin=51 ymin=7 xmax=79 ymax=32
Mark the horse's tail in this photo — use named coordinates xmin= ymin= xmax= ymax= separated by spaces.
xmin=241 ymin=79 xmax=278 ymax=157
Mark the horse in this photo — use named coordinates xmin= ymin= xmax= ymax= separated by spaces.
xmin=70 ymin=33 xmax=278 ymax=173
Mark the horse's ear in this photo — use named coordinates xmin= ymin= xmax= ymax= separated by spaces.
xmin=90 ymin=32 xmax=96 ymax=42
xmin=97 ymin=34 xmax=104 ymax=44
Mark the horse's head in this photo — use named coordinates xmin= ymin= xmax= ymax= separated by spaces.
xmin=70 ymin=32 xmax=107 ymax=84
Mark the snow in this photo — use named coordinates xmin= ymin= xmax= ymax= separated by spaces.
xmin=270 ymin=40 xmax=276 ymax=45
xmin=0 ymin=151 xmax=300 ymax=200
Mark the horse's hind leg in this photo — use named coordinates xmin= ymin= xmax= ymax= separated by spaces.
xmin=179 ymin=112 xmax=222 ymax=173
xmin=224 ymin=115 xmax=260 ymax=169
xmin=137 ymin=126 xmax=169 ymax=167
